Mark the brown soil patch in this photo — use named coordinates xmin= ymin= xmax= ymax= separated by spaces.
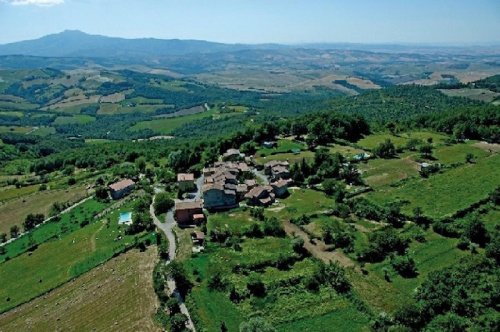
xmin=473 ymin=141 xmax=500 ymax=153
xmin=0 ymin=248 xmax=160 ymax=332
xmin=283 ymin=221 xmax=357 ymax=269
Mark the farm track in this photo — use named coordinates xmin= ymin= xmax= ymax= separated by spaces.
xmin=150 ymin=193 xmax=196 ymax=331
xmin=283 ymin=220 xmax=358 ymax=270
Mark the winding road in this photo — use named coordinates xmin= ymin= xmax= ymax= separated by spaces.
xmin=150 ymin=193 xmax=196 ymax=331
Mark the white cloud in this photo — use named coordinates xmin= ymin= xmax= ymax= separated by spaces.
xmin=5 ymin=0 xmax=64 ymax=6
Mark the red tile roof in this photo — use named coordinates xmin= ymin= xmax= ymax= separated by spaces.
xmin=109 ymin=179 xmax=135 ymax=192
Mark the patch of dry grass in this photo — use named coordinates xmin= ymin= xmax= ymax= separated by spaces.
xmin=0 ymin=248 xmax=160 ymax=332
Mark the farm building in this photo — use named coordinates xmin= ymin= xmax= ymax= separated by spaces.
xmin=263 ymin=160 xmax=291 ymax=181
xmin=174 ymin=200 xmax=204 ymax=225
xmin=177 ymin=173 xmax=195 ymax=191
xmin=202 ymin=160 xmax=255 ymax=210
xmin=262 ymin=141 xmax=277 ymax=148
xmin=202 ymin=183 xmax=238 ymax=210
xmin=191 ymin=231 xmax=205 ymax=245
xmin=222 ymin=148 xmax=244 ymax=161
xmin=109 ymin=179 xmax=135 ymax=200
xmin=245 ymin=185 xmax=275 ymax=206
xmin=353 ymin=152 xmax=371 ymax=161
xmin=271 ymin=179 xmax=291 ymax=198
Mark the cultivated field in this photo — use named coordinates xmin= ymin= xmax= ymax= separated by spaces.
xmin=367 ymin=153 xmax=500 ymax=217
xmin=0 ymin=185 xmax=88 ymax=234
xmin=0 ymin=199 xmax=153 ymax=313
xmin=0 ymin=248 xmax=159 ymax=332
xmin=439 ymin=88 xmax=499 ymax=103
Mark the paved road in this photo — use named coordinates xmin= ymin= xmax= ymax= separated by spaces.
xmin=149 ymin=195 xmax=196 ymax=331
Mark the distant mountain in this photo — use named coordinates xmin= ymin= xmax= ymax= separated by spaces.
xmin=0 ymin=30 xmax=285 ymax=58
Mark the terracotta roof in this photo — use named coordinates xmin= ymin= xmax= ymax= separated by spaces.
xmin=245 ymin=185 xmax=270 ymax=199
xmin=271 ymin=179 xmax=289 ymax=188
xmin=192 ymin=230 xmax=205 ymax=239
xmin=177 ymin=173 xmax=194 ymax=181
xmin=224 ymin=148 xmax=240 ymax=156
xmin=245 ymin=179 xmax=257 ymax=187
xmin=202 ymin=182 xmax=225 ymax=192
xmin=236 ymin=184 xmax=248 ymax=193
xmin=109 ymin=179 xmax=135 ymax=191
xmin=175 ymin=200 xmax=203 ymax=210
xmin=265 ymin=160 xmax=289 ymax=168
xmin=272 ymin=166 xmax=289 ymax=174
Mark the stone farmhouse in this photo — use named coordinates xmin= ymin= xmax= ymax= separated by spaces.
xmin=174 ymin=200 xmax=204 ymax=225
xmin=109 ymin=178 xmax=135 ymax=200
xmin=177 ymin=173 xmax=195 ymax=191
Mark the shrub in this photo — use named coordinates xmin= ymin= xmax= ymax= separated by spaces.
xmin=247 ymin=274 xmax=266 ymax=297
xmin=463 ymin=217 xmax=490 ymax=247
xmin=154 ymin=193 xmax=174 ymax=214
xmin=391 ymin=254 xmax=418 ymax=277
xmin=373 ymin=139 xmax=396 ymax=158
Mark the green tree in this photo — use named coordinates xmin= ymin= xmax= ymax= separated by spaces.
xmin=247 ymin=274 xmax=266 ymax=297
xmin=154 ymin=193 xmax=175 ymax=214
xmin=10 ymin=225 xmax=20 ymax=239
xmin=465 ymin=153 xmax=474 ymax=163
xmin=463 ymin=217 xmax=490 ymax=247
xmin=170 ymin=313 xmax=188 ymax=332
xmin=419 ymin=143 xmax=433 ymax=158
xmin=0 ymin=232 xmax=7 ymax=243
xmin=239 ymin=316 xmax=276 ymax=332
xmin=167 ymin=261 xmax=192 ymax=297
xmin=373 ymin=139 xmax=396 ymax=158
xmin=135 ymin=156 xmax=146 ymax=172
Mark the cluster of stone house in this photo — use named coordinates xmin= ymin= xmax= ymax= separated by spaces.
xmin=202 ymin=158 xmax=253 ymax=210
xmin=173 ymin=148 xmax=295 ymax=225
xmin=264 ymin=160 xmax=291 ymax=180
xmin=244 ymin=160 xmax=293 ymax=207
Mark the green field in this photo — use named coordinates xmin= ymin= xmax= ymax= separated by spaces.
xmin=53 ymin=114 xmax=95 ymax=125
xmin=207 ymin=209 xmax=258 ymax=235
xmin=0 ymin=199 xmax=153 ymax=313
xmin=0 ymin=184 xmax=40 ymax=202
xmin=129 ymin=108 xmax=216 ymax=134
xmin=0 ymin=185 xmax=87 ymax=235
xmin=256 ymin=139 xmax=306 ymax=157
xmin=255 ymin=150 xmax=314 ymax=165
xmin=359 ymin=156 xmax=419 ymax=188
xmin=357 ymin=131 xmax=448 ymax=150
xmin=364 ymin=228 xmax=468 ymax=307
xmin=433 ymin=142 xmax=489 ymax=164
xmin=368 ymin=154 xmax=500 ymax=217
xmin=0 ymin=126 xmax=32 ymax=134
xmin=267 ymin=188 xmax=334 ymax=220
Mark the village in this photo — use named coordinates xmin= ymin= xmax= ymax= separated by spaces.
xmin=104 ymin=146 xmax=294 ymax=250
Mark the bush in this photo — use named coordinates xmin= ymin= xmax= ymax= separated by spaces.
xmin=373 ymin=139 xmax=396 ymax=158
xmin=391 ymin=254 xmax=418 ymax=277
xmin=154 ymin=193 xmax=175 ymax=214
xmin=250 ymin=207 xmax=265 ymax=221
xmin=247 ymin=274 xmax=266 ymax=297
xmin=358 ymin=227 xmax=408 ymax=262
xmin=262 ymin=217 xmax=284 ymax=237
xmin=463 ymin=217 xmax=490 ymax=247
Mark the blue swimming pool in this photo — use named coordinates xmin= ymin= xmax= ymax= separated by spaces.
xmin=119 ymin=212 xmax=132 ymax=224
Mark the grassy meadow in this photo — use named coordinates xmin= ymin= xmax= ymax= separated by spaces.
xmin=367 ymin=153 xmax=500 ymax=218
xmin=0 ymin=199 xmax=154 ymax=313
xmin=0 ymin=248 xmax=159 ymax=331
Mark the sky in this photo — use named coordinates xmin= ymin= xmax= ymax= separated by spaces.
xmin=0 ymin=0 xmax=499 ymax=45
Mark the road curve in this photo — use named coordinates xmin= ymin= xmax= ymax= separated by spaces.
xmin=150 ymin=195 xmax=196 ymax=331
